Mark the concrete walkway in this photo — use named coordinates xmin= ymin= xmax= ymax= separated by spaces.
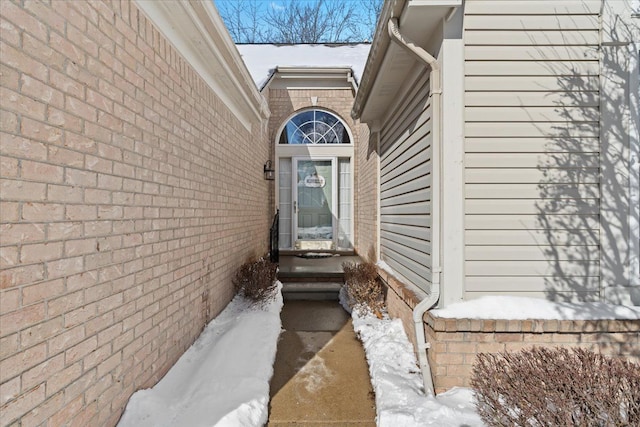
xmin=268 ymin=300 xmax=376 ymax=426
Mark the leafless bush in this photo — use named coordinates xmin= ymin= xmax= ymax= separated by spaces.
xmin=232 ymin=257 xmax=278 ymax=306
xmin=471 ymin=346 xmax=640 ymax=427
xmin=342 ymin=261 xmax=384 ymax=318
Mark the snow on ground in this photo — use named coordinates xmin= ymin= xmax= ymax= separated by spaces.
xmin=432 ymin=296 xmax=640 ymax=320
xmin=236 ymin=43 xmax=371 ymax=89
xmin=340 ymin=288 xmax=484 ymax=427
xmin=117 ymin=282 xmax=283 ymax=427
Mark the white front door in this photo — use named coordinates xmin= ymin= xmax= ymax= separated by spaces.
xmin=292 ymin=157 xmax=337 ymax=250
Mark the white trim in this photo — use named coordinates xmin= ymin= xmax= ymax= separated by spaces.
xmin=376 ymin=131 xmax=382 ymax=261
xmin=627 ymin=0 xmax=638 ymax=291
xmin=440 ymin=8 xmax=465 ymax=307
xmin=277 ymin=145 xmax=354 ymax=158
xmin=135 ymin=0 xmax=269 ymax=131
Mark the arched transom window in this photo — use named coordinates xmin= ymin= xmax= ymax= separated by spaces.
xmin=279 ymin=109 xmax=350 ymax=144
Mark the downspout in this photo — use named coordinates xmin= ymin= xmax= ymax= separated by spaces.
xmin=388 ymin=17 xmax=442 ymax=396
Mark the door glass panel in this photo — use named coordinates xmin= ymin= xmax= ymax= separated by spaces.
xmin=296 ymin=160 xmax=332 ymax=240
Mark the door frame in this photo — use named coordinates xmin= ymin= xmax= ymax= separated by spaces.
xmin=292 ymin=156 xmax=338 ymax=248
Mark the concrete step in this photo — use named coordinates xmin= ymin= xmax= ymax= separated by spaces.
xmin=278 ymin=274 xmax=344 ymax=283
xmin=281 ymin=281 xmax=343 ymax=301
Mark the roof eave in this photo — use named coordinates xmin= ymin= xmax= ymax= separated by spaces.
xmin=352 ymin=0 xmax=461 ymax=123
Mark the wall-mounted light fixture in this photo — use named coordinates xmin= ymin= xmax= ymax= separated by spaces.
xmin=263 ymin=160 xmax=275 ymax=180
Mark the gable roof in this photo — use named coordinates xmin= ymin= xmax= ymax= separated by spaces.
xmin=236 ymin=43 xmax=371 ymax=90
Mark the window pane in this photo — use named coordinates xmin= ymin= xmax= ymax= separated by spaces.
xmin=278 ymin=109 xmax=350 ymax=144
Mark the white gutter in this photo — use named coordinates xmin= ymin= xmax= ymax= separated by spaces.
xmin=388 ymin=17 xmax=442 ymax=396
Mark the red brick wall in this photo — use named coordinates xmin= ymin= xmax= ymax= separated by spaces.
xmin=354 ymin=121 xmax=377 ymax=261
xmin=0 ymin=0 xmax=269 ymax=425
xmin=425 ymin=316 xmax=640 ymax=393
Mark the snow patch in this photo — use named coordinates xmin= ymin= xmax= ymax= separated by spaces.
xmin=351 ymin=308 xmax=484 ymax=426
xmin=431 ymin=296 xmax=640 ymax=320
xmin=117 ymin=282 xmax=284 ymax=427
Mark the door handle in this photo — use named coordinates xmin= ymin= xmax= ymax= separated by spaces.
xmin=293 ymin=201 xmax=297 ymax=213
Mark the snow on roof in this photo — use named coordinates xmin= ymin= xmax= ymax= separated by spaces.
xmin=431 ymin=296 xmax=640 ymax=320
xmin=236 ymin=43 xmax=371 ymax=89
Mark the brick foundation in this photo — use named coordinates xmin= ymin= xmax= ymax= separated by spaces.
xmin=379 ymin=267 xmax=640 ymax=394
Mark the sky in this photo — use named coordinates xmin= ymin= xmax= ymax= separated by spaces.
xmin=213 ymin=0 xmax=381 ymax=43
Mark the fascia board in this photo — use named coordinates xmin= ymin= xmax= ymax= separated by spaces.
xmin=135 ymin=0 xmax=270 ymax=131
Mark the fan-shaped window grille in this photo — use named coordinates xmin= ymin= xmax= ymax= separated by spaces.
xmin=279 ymin=110 xmax=350 ymax=144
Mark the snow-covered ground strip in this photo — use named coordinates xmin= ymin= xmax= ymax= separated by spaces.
xmin=431 ymin=296 xmax=640 ymax=320
xmin=117 ymin=282 xmax=283 ymax=427
xmin=340 ymin=288 xmax=484 ymax=427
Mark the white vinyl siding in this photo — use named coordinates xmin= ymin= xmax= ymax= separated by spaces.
xmin=464 ymin=0 xmax=601 ymax=301
xmin=379 ymin=71 xmax=433 ymax=292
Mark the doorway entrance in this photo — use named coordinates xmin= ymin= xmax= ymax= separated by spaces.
xmin=275 ymin=108 xmax=354 ymax=252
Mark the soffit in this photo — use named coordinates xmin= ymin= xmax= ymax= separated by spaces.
xmin=353 ymin=0 xmax=461 ymax=124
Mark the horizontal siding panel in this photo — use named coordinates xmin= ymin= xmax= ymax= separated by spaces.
xmin=381 ymin=240 xmax=431 ymax=272
xmin=464 ymin=30 xmax=600 ymax=46
xmin=466 ymin=168 xmax=599 ymax=184
xmin=380 ymin=70 xmax=432 ymax=294
xmin=465 ymin=137 xmax=600 ymax=153
xmin=464 ymin=1 xmax=600 ymax=15
xmin=464 ymin=291 xmax=601 ymax=302
xmin=381 ymin=175 xmax=431 ymax=200
xmin=465 ymin=183 xmax=600 ymax=199
xmin=465 ymin=91 xmax=599 ymax=107
xmin=381 ymin=79 xmax=430 ymax=151
xmin=465 ymin=46 xmax=598 ymax=61
xmin=466 ymin=245 xmax=600 ymax=261
xmin=381 ymin=229 xmax=430 ymax=253
xmin=465 ymin=14 xmax=599 ymax=31
xmin=381 ymin=189 xmax=431 ymax=208
xmin=465 ymin=122 xmax=599 ymax=137
xmin=381 ymin=214 xmax=429 ymax=228
xmin=381 ymin=222 xmax=431 ymax=241
xmin=381 ymin=127 xmax=431 ymax=170
xmin=380 ymin=153 xmax=431 ymax=185
xmin=465 ymin=276 xmax=600 ymax=293
xmin=380 ymin=201 xmax=430 ymax=215
xmin=466 ymin=60 xmax=599 ymax=76
xmin=466 ymin=76 xmax=600 ymax=92
xmin=381 ymin=253 xmax=431 ymax=291
xmin=466 ymin=260 xmax=599 ymax=276
xmin=466 ymin=199 xmax=598 ymax=215
xmin=465 ymin=214 xmax=600 ymax=230
xmin=465 ymin=153 xmax=599 ymax=168
xmin=380 ymin=109 xmax=432 ymax=159
xmin=465 ymin=229 xmax=599 ymax=246
xmin=380 ymin=166 xmax=430 ymax=193
xmin=466 ymin=106 xmax=598 ymax=123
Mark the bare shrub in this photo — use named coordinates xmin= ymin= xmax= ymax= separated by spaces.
xmin=471 ymin=346 xmax=640 ymax=427
xmin=342 ymin=261 xmax=384 ymax=317
xmin=232 ymin=257 xmax=278 ymax=306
